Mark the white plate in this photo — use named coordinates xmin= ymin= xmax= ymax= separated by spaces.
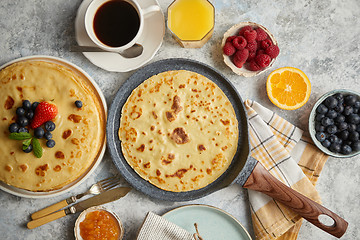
xmin=75 ymin=0 xmax=165 ymax=72
xmin=0 ymin=55 xmax=107 ymax=198
xmin=163 ymin=204 xmax=252 ymax=240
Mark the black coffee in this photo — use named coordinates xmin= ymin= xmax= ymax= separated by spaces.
xmin=93 ymin=0 xmax=140 ymax=47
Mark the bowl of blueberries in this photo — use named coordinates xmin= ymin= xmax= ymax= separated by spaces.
xmin=309 ymin=89 xmax=360 ymax=157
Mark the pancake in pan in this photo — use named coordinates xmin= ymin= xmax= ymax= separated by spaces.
xmin=119 ymin=70 xmax=238 ymax=192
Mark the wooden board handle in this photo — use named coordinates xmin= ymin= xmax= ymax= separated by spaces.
xmin=27 ymin=210 xmax=66 ymax=229
xmin=243 ymin=162 xmax=348 ymax=238
xmin=31 ymin=199 xmax=68 ymax=220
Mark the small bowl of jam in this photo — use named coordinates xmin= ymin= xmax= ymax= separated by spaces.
xmin=74 ymin=206 xmax=123 ymax=240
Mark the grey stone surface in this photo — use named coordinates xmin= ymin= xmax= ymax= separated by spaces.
xmin=0 ymin=0 xmax=359 ymax=239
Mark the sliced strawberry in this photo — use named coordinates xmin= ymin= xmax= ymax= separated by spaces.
xmin=30 ymin=102 xmax=58 ymax=129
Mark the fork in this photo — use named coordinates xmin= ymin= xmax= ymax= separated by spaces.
xmin=31 ymin=175 xmax=121 ymax=220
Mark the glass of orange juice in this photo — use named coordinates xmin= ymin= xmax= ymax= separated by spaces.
xmin=167 ymin=0 xmax=215 ymax=48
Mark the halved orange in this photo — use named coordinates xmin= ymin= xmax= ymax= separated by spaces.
xmin=266 ymin=67 xmax=311 ymax=110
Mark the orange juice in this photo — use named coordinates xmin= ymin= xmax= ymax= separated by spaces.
xmin=168 ymin=0 xmax=214 ymax=47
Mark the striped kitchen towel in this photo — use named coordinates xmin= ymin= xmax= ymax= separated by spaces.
xmin=245 ymin=100 xmax=329 ymax=240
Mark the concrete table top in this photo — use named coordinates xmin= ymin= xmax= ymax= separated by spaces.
xmin=0 ymin=0 xmax=359 ymax=239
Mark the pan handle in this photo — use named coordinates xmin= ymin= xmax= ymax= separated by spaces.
xmin=242 ymin=161 xmax=348 ymax=238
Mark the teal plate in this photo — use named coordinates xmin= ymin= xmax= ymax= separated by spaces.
xmin=162 ymin=204 xmax=252 ymax=240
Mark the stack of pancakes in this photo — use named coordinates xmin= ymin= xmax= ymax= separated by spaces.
xmin=0 ymin=60 xmax=105 ymax=192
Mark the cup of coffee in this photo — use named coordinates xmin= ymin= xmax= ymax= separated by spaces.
xmin=85 ymin=0 xmax=160 ymax=52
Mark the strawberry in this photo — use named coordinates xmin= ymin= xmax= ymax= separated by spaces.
xmin=30 ymin=102 xmax=58 ymax=129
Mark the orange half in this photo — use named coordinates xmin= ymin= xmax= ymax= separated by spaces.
xmin=266 ymin=67 xmax=311 ymax=110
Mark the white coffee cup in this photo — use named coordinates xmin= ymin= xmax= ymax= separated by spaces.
xmin=84 ymin=0 xmax=160 ymax=52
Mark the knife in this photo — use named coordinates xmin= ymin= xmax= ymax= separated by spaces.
xmin=27 ymin=187 xmax=131 ymax=229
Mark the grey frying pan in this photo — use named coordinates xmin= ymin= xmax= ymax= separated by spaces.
xmin=106 ymin=58 xmax=347 ymax=238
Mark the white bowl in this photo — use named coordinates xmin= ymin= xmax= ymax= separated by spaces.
xmin=309 ymin=89 xmax=360 ymax=158
xmin=74 ymin=206 xmax=124 ymax=240
xmin=221 ymin=22 xmax=278 ymax=77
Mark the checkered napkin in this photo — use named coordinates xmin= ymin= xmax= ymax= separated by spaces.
xmin=245 ymin=100 xmax=329 ymax=240
xmin=137 ymin=212 xmax=198 ymax=240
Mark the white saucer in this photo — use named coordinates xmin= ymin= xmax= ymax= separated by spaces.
xmin=75 ymin=0 xmax=165 ymax=72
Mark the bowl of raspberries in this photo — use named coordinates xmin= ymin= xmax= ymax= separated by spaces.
xmin=222 ymin=22 xmax=280 ymax=77
xmin=309 ymin=89 xmax=360 ymax=158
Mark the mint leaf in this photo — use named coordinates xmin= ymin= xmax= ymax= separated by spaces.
xmin=9 ymin=132 xmax=32 ymax=140
xmin=22 ymin=138 xmax=32 ymax=150
xmin=32 ymin=138 xmax=43 ymax=158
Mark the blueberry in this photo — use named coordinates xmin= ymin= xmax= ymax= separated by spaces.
xmin=345 ymin=95 xmax=357 ymax=106
xmin=337 ymin=122 xmax=348 ymax=131
xmin=335 ymin=114 xmax=345 ymax=123
xmin=315 ymin=122 xmax=325 ymax=132
xmin=44 ymin=121 xmax=56 ymax=132
xmin=357 ymin=125 xmax=360 ymax=132
xmin=343 ymin=140 xmax=352 ymax=146
xmin=338 ymin=130 xmax=349 ymax=140
xmin=75 ymin=100 xmax=83 ymax=108
xmin=315 ymin=114 xmax=325 ymax=122
xmin=347 ymin=114 xmax=360 ymax=124
xmin=34 ymin=127 xmax=45 ymax=139
xmin=354 ymin=108 xmax=359 ymax=114
xmin=354 ymin=101 xmax=360 ymax=109
xmin=31 ymin=102 xmax=39 ymax=111
xmin=341 ymin=145 xmax=352 ymax=155
xmin=16 ymin=107 xmax=26 ymax=116
xmin=8 ymin=123 xmax=20 ymax=133
xmin=315 ymin=132 xmax=326 ymax=142
xmin=348 ymin=124 xmax=357 ymax=132
xmin=25 ymin=110 xmax=34 ymax=120
xmin=337 ymin=138 xmax=343 ymax=145
xmin=321 ymin=139 xmax=331 ymax=148
xmin=23 ymin=144 xmax=33 ymax=153
xmin=334 ymin=104 xmax=344 ymax=113
xmin=321 ymin=117 xmax=334 ymax=127
xmin=44 ymin=131 xmax=52 ymax=140
xmin=326 ymin=125 xmax=337 ymax=134
xmin=22 ymin=100 xmax=31 ymax=110
xmin=329 ymin=143 xmax=341 ymax=153
xmin=349 ymin=131 xmax=359 ymax=142
xmin=317 ymin=104 xmax=328 ymax=114
xmin=326 ymin=110 xmax=338 ymax=119
xmin=328 ymin=135 xmax=339 ymax=143
xmin=343 ymin=106 xmax=353 ymax=116
xmin=324 ymin=96 xmax=338 ymax=109
xmin=46 ymin=139 xmax=56 ymax=148
xmin=334 ymin=93 xmax=344 ymax=103
xmin=352 ymin=141 xmax=360 ymax=152
xmin=17 ymin=127 xmax=29 ymax=133
xmin=17 ymin=116 xmax=29 ymax=127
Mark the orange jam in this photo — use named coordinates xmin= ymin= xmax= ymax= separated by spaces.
xmin=80 ymin=210 xmax=120 ymax=240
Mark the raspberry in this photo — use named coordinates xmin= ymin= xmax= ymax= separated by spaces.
xmin=245 ymin=41 xmax=257 ymax=52
xmin=265 ymin=45 xmax=280 ymax=58
xmin=260 ymin=39 xmax=273 ymax=49
xmin=234 ymin=48 xmax=249 ymax=63
xmin=248 ymin=60 xmax=262 ymax=71
xmin=255 ymin=54 xmax=272 ymax=68
xmin=232 ymin=36 xmax=247 ymax=50
xmin=223 ymin=42 xmax=236 ymax=56
xmin=233 ymin=56 xmax=245 ymax=68
xmin=238 ymin=25 xmax=253 ymax=36
xmin=226 ymin=36 xmax=236 ymax=43
xmin=243 ymin=30 xmax=257 ymax=42
xmin=247 ymin=51 xmax=256 ymax=62
xmin=257 ymin=49 xmax=265 ymax=55
xmin=255 ymin=27 xmax=268 ymax=41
